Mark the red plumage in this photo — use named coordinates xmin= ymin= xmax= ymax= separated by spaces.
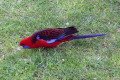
xmin=20 ymin=26 xmax=77 ymax=49
xmin=20 ymin=26 xmax=106 ymax=49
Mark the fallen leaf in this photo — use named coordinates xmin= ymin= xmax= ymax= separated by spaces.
xmin=108 ymin=22 xmax=110 ymax=24
xmin=62 ymin=59 xmax=65 ymax=62
xmin=23 ymin=59 xmax=29 ymax=62
xmin=0 ymin=55 xmax=6 ymax=61
xmin=117 ymin=29 xmax=120 ymax=32
xmin=66 ymin=22 xmax=69 ymax=26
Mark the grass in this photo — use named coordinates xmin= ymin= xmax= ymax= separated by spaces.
xmin=0 ymin=0 xmax=120 ymax=79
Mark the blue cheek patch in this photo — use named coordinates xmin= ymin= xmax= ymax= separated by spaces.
xmin=24 ymin=46 xmax=31 ymax=49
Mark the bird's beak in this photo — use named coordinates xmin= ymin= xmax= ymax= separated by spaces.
xmin=20 ymin=46 xmax=23 ymax=49
xmin=17 ymin=46 xmax=23 ymax=51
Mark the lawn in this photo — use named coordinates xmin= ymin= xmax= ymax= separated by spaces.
xmin=0 ymin=0 xmax=120 ymax=80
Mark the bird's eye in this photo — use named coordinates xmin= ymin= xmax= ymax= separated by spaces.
xmin=21 ymin=43 xmax=25 ymax=46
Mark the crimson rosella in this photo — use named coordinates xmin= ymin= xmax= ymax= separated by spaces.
xmin=20 ymin=26 xmax=106 ymax=49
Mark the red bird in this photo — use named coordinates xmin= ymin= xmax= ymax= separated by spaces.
xmin=20 ymin=26 xmax=106 ymax=49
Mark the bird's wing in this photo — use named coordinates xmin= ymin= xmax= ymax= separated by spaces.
xmin=31 ymin=26 xmax=78 ymax=44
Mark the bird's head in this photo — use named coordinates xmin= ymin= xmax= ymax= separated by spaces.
xmin=20 ymin=37 xmax=32 ymax=49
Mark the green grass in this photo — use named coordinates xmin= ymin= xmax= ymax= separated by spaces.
xmin=0 ymin=0 xmax=120 ymax=79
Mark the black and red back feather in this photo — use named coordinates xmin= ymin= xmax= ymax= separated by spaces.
xmin=31 ymin=26 xmax=78 ymax=43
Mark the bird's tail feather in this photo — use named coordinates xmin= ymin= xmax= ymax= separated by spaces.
xmin=70 ymin=34 xmax=106 ymax=40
